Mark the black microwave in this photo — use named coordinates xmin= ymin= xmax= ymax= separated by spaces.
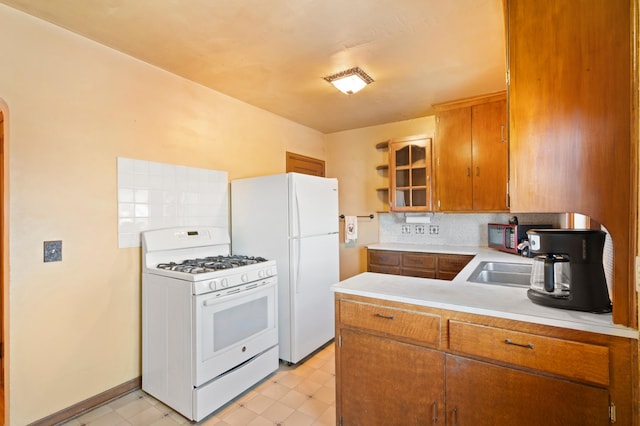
xmin=487 ymin=223 xmax=552 ymax=255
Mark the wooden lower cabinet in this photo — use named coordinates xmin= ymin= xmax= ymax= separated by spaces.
xmin=335 ymin=293 xmax=636 ymax=426
xmin=445 ymin=356 xmax=609 ymax=426
xmin=366 ymin=250 xmax=402 ymax=275
xmin=367 ymin=249 xmax=472 ymax=280
xmin=339 ymin=329 xmax=444 ymax=425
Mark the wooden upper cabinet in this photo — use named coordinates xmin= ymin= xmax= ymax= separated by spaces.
xmin=388 ymin=135 xmax=433 ymax=211
xmin=434 ymin=93 xmax=508 ymax=212
xmin=507 ymin=0 xmax=634 ymax=327
xmin=285 ymin=151 xmax=325 ymax=176
xmin=434 ymin=107 xmax=473 ymax=211
xmin=471 ymin=100 xmax=508 ymax=210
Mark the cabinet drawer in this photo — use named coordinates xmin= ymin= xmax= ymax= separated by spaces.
xmin=437 ymin=254 xmax=473 ymax=273
xmin=403 ymin=253 xmax=436 ymax=269
xmin=340 ymin=300 xmax=441 ymax=347
xmin=402 ymin=268 xmax=436 ymax=279
xmin=368 ymin=250 xmax=401 ymax=267
xmin=369 ymin=264 xmax=401 ymax=275
xmin=449 ymin=321 xmax=609 ymax=386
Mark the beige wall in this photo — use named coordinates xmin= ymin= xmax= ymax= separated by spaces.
xmin=0 ymin=5 xmax=325 ymax=425
xmin=326 ymin=117 xmax=435 ymax=280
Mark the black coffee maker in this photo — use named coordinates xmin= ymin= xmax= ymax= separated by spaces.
xmin=526 ymin=229 xmax=612 ymax=313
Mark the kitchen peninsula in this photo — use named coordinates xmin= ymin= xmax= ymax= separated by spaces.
xmin=333 ymin=245 xmax=638 ymax=425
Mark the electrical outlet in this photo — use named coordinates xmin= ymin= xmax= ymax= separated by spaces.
xmin=415 ymin=225 xmax=425 ymax=234
xmin=429 ymin=225 xmax=439 ymax=235
xmin=401 ymin=224 xmax=411 ymax=234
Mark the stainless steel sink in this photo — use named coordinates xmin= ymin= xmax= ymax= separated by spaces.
xmin=467 ymin=261 xmax=532 ymax=287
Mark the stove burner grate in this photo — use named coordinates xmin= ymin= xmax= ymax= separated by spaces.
xmin=157 ymin=255 xmax=268 ymax=274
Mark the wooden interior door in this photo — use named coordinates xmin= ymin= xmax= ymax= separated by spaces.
xmin=286 ymin=152 xmax=325 ymax=176
xmin=0 ymin=110 xmax=4 ymax=390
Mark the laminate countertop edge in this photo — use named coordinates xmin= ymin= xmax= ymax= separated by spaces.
xmin=335 ymin=245 xmax=638 ymax=340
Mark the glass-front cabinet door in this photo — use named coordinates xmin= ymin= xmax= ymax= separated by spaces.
xmin=389 ymin=135 xmax=433 ymax=211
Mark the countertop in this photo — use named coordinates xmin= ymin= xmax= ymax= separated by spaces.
xmin=332 ymin=243 xmax=638 ymax=339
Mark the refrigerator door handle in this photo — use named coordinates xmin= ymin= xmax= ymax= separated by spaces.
xmin=292 ymin=237 xmax=302 ymax=294
xmin=291 ymin=180 xmax=300 ymax=238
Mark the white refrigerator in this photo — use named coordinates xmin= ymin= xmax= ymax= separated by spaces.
xmin=231 ymin=172 xmax=339 ymax=364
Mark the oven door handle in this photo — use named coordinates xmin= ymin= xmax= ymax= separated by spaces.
xmin=201 ymin=281 xmax=272 ymax=306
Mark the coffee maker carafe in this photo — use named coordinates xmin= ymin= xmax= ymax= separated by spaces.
xmin=526 ymin=229 xmax=611 ymax=313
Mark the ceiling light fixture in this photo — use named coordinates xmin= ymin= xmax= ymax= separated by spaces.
xmin=323 ymin=67 xmax=374 ymax=95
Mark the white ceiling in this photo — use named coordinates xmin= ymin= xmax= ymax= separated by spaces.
xmin=1 ymin=0 xmax=507 ymax=133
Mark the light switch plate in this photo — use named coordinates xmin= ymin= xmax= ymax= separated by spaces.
xmin=44 ymin=240 xmax=62 ymax=262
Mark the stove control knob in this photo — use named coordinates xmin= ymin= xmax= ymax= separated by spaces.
xmin=258 ymin=269 xmax=265 ymax=278
xmin=220 ymin=278 xmax=229 ymax=288
xmin=241 ymin=273 xmax=249 ymax=282
xmin=209 ymin=280 xmax=218 ymax=290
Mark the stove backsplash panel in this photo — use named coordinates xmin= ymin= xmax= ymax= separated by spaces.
xmin=117 ymin=157 xmax=228 ymax=248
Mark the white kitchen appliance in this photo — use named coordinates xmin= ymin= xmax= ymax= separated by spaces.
xmin=231 ymin=173 xmax=339 ymax=364
xmin=141 ymin=226 xmax=278 ymax=421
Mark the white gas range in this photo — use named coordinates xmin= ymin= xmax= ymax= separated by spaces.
xmin=141 ymin=226 xmax=279 ymax=421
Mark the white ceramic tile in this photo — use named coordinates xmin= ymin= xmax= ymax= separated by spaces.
xmin=119 ymin=188 xmax=134 ymax=203
xmin=135 ymin=204 xmax=149 ymax=218
xmin=119 ymin=203 xmax=134 ymax=217
xmin=117 ymin=157 xmax=229 ymax=248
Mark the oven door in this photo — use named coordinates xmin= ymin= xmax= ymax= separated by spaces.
xmin=194 ymin=277 xmax=278 ymax=387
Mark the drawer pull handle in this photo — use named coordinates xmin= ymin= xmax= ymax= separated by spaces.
xmin=504 ymin=338 xmax=534 ymax=349
xmin=374 ymin=313 xmax=395 ymax=320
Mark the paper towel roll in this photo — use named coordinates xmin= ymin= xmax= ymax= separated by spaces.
xmin=406 ymin=216 xmax=431 ymax=224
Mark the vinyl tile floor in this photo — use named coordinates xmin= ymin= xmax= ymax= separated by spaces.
xmin=62 ymin=343 xmax=336 ymax=426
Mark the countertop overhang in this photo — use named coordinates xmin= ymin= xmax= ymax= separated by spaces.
xmin=332 ymin=243 xmax=638 ymax=339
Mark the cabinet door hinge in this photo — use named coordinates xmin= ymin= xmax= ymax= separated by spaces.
xmin=339 ymin=415 xmax=343 ymax=426
xmin=338 ymin=335 xmax=342 ymax=348
xmin=609 ymin=402 xmax=616 ymax=423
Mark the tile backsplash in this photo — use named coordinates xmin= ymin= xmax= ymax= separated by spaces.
xmin=379 ymin=212 xmax=563 ymax=246
xmin=117 ymin=158 xmax=228 ymax=248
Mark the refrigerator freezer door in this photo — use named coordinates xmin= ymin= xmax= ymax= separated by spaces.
xmin=288 ymin=233 xmax=339 ymax=363
xmin=289 ymin=173 xmax=339 ymax=238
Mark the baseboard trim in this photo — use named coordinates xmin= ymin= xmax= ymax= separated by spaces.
xmin=28 ymin=376 xmax=141 ymax=426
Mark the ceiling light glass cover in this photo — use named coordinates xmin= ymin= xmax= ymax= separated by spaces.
xmin=324 ymin=67 xmax=374 ymax=95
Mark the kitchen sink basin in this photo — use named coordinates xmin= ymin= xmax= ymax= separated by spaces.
xmin=467 ymin=261 xmax=532 ymax=287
